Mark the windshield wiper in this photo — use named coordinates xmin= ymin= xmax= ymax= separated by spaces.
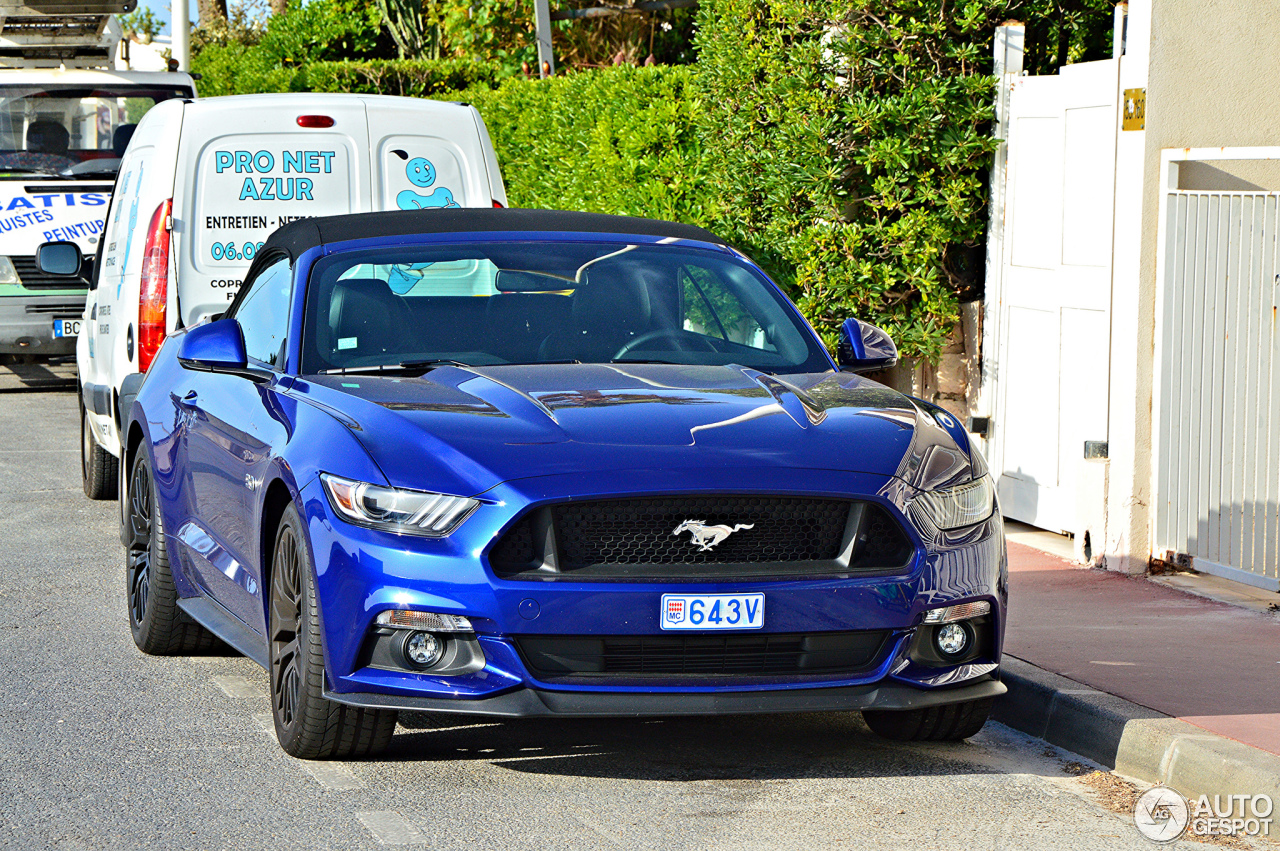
xmin=318 ymin=359 xmax=473 ymax=375
xmin=61 ymin=167 xmax=118 ymax=179
xmin=0 ymin=166 xmax=62 ymax=177
xmin=496 ymin=359 xmax=582 ymax=366
xmin=610 ymin=358 xmax=681 ymax=365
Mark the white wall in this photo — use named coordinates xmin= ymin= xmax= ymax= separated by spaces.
xmin=1105 ymin=0 xmax=1280 ymax=574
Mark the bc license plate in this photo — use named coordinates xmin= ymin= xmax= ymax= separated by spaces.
xmin=660 ymin=593 xmax=764 ymax=630
xmin=52 ymin=319 xmax=81 ymax=338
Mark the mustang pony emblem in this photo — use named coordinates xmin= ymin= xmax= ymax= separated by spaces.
xmin=672 ymin=519 xmax=755 ymax=551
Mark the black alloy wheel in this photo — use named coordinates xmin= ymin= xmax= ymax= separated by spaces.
xmin=125 ymin=455 xmax=151 ymax=628
xmin=270 ymin=522 xmax=303 ymax=730
xmin=125 ymin=451 xmax=217 ymax=655
xmin=268 ymin=503 xmax=398 ymax=759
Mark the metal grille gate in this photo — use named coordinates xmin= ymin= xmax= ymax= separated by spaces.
xmin=1153 ymin=150 xmax=1280 ymax=590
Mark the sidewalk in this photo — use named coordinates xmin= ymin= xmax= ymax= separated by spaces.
xmin=992 ymin=539 xmax=1280 ymax=800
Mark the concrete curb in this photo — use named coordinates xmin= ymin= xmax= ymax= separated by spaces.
xmin=993 ymin=656 xmax=1280 ymax=801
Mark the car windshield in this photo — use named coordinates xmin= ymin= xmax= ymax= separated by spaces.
xmin=300 ymin=241 xmax=832 ymax=375
xmin=0 ymin=84 xmax=192 ymax=179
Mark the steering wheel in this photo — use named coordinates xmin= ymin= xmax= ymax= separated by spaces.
xmin=612 ymin=329 xmax=718 ymax=360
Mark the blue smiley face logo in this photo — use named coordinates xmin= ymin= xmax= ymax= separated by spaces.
xmin=405 ymin=157 xmax=436 ymax=188
xmin=390 ymin=149 xmax=460 ymax=210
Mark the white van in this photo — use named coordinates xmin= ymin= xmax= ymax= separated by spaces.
xmin=54 ymin=93 xmax=507 ymax=498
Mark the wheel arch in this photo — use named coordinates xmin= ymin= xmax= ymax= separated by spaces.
xmin=119 ymin=419 xmax=148 ymax=541
xmin=258 ymin=475 xmax=299 ymax=629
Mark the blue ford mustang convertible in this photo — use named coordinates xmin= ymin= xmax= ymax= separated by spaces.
xmin=120 ymin=209 xmax=1007 ymax=759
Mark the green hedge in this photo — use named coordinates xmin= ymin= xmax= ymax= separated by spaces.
xmin=465 ymin=66 xmax=713 ymax=227
xmin=193 ymin=50 xmax=502 ymax=98
xmin=694 ymin=0 xmax=1003 ymax=359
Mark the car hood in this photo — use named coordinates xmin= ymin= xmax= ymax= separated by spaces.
xmin=291 ymin=364 xmax=972 ymax=497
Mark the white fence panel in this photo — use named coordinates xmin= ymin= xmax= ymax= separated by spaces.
xmin=1154 ymin=151 xmax=1280 ymax=590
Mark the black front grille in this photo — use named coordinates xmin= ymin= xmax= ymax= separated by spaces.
xmin=12 ymin=256 xmax=86 ymax=290
xmin=489 ymin=495 xmax=915 ymax=581
xmin=557 ymin=495 xmax=848 ymax=567
xmin=516 ymin=631 xmax=891 ymax=680
xmin=24 ymin=301 xmax=83 ymax=316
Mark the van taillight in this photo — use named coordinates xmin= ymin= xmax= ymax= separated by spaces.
xmin=492 ymin=199 xmax=504 ymax=208
xmin=297 ymin=115 xmax=335 ymax=128
xmin=137 ymin=198 xmax=172 ymax=373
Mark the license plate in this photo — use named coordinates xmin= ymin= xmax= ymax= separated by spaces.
xmin=660 ymin=593 xmax=764 ymax=630
xmin=52 ymin=319 xmax=81 ymax=338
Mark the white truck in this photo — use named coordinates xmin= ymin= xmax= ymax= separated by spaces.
xmin=0 ymin=0 xmax=195 ymax=362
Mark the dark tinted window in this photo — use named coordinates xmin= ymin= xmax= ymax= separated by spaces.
xmin=232 ymin=257 xmax=292 ymax=368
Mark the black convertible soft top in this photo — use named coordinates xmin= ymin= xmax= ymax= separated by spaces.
xmin=260 ymin=208 xmax=725 ymax=260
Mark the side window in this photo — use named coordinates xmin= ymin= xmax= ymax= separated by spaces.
xmin=232 ymin=257 xmax=292 ymax=368
xmin=680 ymin=265 xmax=772 ymax=351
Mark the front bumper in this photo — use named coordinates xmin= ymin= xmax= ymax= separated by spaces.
xmin=0 ymin=292 xmax=82 ymax=355
xmin=300 ymin=467 xmax=1008 ymax=712
xmin=325 ymin=675 xmax=1006 ymax=717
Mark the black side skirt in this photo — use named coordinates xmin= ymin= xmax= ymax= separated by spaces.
xmin=178 ymin=596 xmax=269 ymax=669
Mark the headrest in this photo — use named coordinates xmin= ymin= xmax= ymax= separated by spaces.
xmin=112 ymin=124 xmax=137 ymax=157
xmin=571 ymin=267 xmax=650 ymax=332
xmin=27 ymin=121 xmax=69 ymax=155
xmin=329 ymin=277 xmax=403 ymax=330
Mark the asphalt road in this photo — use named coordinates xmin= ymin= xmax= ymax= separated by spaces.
xmin=0 ymin=390 xmax=1191 ymax=850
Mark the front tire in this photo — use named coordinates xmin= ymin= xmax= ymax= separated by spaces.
xmin=81 ymin=399 xmax=118 ymax=500
xmin=862 ymin=697 xmax=994 ymax=742
xmin=125 ymin=450 xmax=217 ymax=654
xmin=269 ymin=503 xmax=397 ymax=759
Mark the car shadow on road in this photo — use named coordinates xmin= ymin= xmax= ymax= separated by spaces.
xmin=376 ymin=710 xmax=1005 ymax=781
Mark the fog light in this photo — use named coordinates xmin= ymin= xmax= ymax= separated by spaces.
xmin=935 ymin=623 xmax=969 ymax=657
xmin=403 ymin=631 xmax=443 ymax=667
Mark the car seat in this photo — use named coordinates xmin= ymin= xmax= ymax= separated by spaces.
xmin=26 ymin=121 xmax=69 ymax=155
xmin=112 ymin=124 xmax=137 ymax=157
xmin=485 ymin=293 xmax=572 ymax=363
xmin=327 ymin=278 xmax=413 ymax=360
xmin=537 ymin=269 xmax=652 ymax=362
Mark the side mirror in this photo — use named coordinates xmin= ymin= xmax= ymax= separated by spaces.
xmin=36 ymin=241 xmax=82 ymax=277
xmin=837 ymin=317 xmax=898 ymax=373
xmin=177 ymin=319 xmax=248 ymax=372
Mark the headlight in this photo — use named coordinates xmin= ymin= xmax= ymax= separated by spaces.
xmin=0 ymin=257 xmax=19 ymax=286
xmin=320 ymin=473 xmax=479 ymax=537
xmin=910 ymin=475 xmax=995 ymax=532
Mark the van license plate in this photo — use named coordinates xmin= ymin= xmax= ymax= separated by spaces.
xmin=660 ymin=593 xmax=764 ymax=630
xmin=53 ymin=319 xmax=80 ymax=338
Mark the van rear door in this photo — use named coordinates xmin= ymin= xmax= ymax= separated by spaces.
xmin=174 ymin=97 xmax=371 ymax=326
xmin=366 ymin=99 xmax=496 ymax=212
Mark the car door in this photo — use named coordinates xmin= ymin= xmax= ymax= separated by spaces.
xmin=178 ymin=254 xmax=294 ymax=635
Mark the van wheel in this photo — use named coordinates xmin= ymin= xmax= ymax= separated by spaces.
xmin=126 ymin=450 xmax=217 ymax=654
xmin=862 ymin=697 xmax=993 ymax=742
xmin=81 ymin=399 xmax=118 ymax=500
xmin=270 ymin=503 xmax=398 ymax=759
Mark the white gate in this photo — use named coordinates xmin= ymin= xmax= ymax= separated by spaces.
xmin=987 ymin=57 xmax=1120 ymax=534
xmin=1153 ymin=148 xmax=1280 ymax=591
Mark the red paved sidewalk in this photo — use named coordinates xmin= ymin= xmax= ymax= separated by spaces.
xmin=1004 ymin=541 xmax=1280 ymax=756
